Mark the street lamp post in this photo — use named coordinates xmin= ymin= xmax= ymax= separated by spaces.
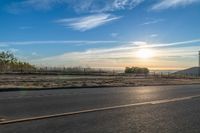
xmin=199 ymin=51 xmax=200 ymax=76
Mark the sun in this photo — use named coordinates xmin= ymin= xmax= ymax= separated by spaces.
xmin=136 ymin=48 xmax=154 ymax=59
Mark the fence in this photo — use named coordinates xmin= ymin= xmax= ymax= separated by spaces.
xmin=0 ymin=66 xmax=199 ymax=79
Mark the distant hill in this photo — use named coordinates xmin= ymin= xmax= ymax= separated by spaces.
xmin=174 ymin=67 xmax=200 ymax=76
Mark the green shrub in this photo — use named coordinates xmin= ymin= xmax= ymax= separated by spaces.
xmin=125 ymin=67 xmax=149 ymax=74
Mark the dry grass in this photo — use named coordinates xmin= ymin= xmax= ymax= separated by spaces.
xmin=0 ymin=74 xmax=200 ymax=89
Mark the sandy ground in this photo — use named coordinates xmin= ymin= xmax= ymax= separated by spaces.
xmin=0 ymin=74 xmax=200 ymax=90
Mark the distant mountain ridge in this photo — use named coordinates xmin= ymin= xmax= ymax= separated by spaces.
xmin=174 ymin=67 xmax=200 ymax=76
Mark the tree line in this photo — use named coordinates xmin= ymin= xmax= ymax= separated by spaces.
xmin=0 ymin=51 xmax=36 ymax=72
xmin=125 ymin=66 xmax=149 ymax=74
xmin=0 ymin=51 xmax=150 ymax=75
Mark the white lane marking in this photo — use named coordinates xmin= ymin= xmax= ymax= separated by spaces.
xmin=150 ymin=96 xmax=193 ymax=104
xmin=0 ymin=118 xmax=6 ymax=122
xmin=0 ymin=94 xmax=200 ymax=125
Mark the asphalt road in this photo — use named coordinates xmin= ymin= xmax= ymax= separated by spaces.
xmin=0 ymin=85 xmax=200 ymax=133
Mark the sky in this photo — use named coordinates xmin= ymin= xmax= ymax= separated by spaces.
xmin=0 ymin=0 xmax=200 ymax=70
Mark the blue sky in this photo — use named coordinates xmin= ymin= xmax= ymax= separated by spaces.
xmin=0 ymin=0 xmax=200 ymax=70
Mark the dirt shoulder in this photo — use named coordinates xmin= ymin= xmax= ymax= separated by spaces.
xmin=0 ymin=74 xmax=200 ymax=91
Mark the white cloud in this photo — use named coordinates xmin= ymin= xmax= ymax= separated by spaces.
xmin=71 ymin=0 xmax=144 ymax=13
xmin=31 ymin=39 xmax=200 ymax=67
xmin=141 ymin=19 xmax=164 ymax=25
xmin=0 ymin=48 xmax=19 ymax=53
xmin=0 ymin=44 xmax=8 ymax=47
xmin=0 ymin=40 xmax=117 ymax=46
xmin=31 ymin=52 xmax=38 ymax=56
xmin=9 ymin=48 xmax=19 ymax=53
xmin=6 ymin=0 xmax=144 ymax=13
xmin=152 ymin=0 xmax=200 ymax=10
xmin=6 ymin=0 xmax=200 ymax=14
xmin=56 ymin=14 xmax=121 ymax=31
xmin=150 ymin=34 xmax=158 ymax=38
xmin=146 ymin=39 xmax=200 ymax=48
xmin=111 ymin=33 xmax=119 ymax=38
xmin=7 ymin=0 xmax=62 ymax=13
xmin=1 ymin=38 xmax=200 ymax=48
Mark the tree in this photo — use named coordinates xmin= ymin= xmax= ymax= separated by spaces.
xmin=0 ymin=51 xmax=35 ymax=72
xmin=0 ymin=51 xmax=17 ymax=63
xmin=125 ymin=66 xmax=149 ymax=74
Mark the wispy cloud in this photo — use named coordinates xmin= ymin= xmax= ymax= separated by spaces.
xmin=0 ymin=44 xmax=8 ymax=47
xmin=31 ymin=39 xmax=200 ymax=68
xmin=56 ymin=14 xmax=121 ymax=31
xmin=150 ymin=34 xmax=158 ymax=38
xmin=0 ymin=40 xmax=118 ymax=46
xmin=0 ymin=48 xmax=19 ymax=53
xmin=6 ymin=0 xmax=62 ymax=13
xmin=9 ymin=48 xmax=19 ymax=53
xmin=1 ymin=38 xmax=200 ymax=48
xmin=31 ymin=52 xmax=38 ymax=56
xmin=70 ymin=0 xmax=144 ymax=13
xmin=144 ymin=39 xmax=200 ymax=48
xmin=5 ymin=0 xmax=200 ymax=14
xmin=141 ymin=19 xmax=165 ymax=25
xmin=152 ymin=0 xmax=200 ymax=10
xmin=6 ymin=0 xmax=144 ymax=14
xmin=19 ymin=26 xmax=32 ymax=30
xmin=111 ymin=33 xmax=119 ymax=38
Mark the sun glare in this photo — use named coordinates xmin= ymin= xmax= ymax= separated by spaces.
xmin=136 ymin=49 xmax=154 ymax=59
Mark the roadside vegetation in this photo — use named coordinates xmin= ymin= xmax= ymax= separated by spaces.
xmin=0 ymin=51 xmax=198 ymax=79
xmin=0 ymin=51 xmax=111 ymax=75
xmin=0 ymin=51 xmax=36 ymax=72
xmin=0 ymin=52 xmax=199 ymax=89
xmin=125 ymin=67 xmax=149 ymax=74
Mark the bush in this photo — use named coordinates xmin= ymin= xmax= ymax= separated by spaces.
xmin=125 ymin=67 xmax=149 ymax=74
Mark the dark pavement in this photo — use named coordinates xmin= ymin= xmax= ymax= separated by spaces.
xmin=0 ymin=85 xmax=200 ymax=133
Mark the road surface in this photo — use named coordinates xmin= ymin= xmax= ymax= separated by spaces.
xmin=0 ymin=85 xmax=200 ymax=133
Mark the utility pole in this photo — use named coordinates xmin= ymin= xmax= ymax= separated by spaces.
xmin=199 ymin=51 xmax=200 ymax=76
